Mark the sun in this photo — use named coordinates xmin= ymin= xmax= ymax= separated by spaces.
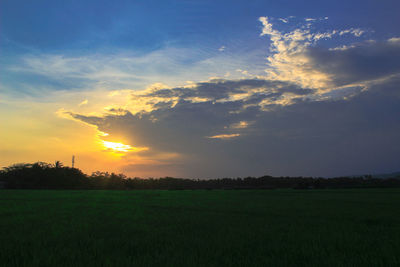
xmin=102 ymin=140 xmax=134 ymax=153
xmin=97 ymin=131 xmax=148 ymax=154
xmin=101 ymin=140 xmax=149 ymax=155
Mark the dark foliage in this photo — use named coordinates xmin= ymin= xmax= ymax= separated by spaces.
xmin=1 ymin=162 xmax=399 ymax=190
xmin=0 ymin=162 xmax=88 ymax=189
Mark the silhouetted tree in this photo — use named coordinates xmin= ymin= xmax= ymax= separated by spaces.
xmin=54 ymin=161 xmax=63 ymax=168
xmin=1 ymin=161 xmax=400 ymax=190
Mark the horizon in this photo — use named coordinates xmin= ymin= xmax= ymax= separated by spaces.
xmin=2 ymin=160 xmax=400 ymax=180
xmin=1 ymin=0 xmax=400 ymax=178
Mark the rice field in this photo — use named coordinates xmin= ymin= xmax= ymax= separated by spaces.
xmin=1 ymin=189 xmax=400 ymax=266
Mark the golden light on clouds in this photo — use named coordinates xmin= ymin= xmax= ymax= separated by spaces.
xmin=207 ymin=133 xmax=240 ymax=139
xmin=231 ymin=121 xmax=250 ymax=129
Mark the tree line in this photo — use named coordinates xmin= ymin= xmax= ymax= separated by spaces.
xmin=0 ymin=161 xmax=399 ymax=190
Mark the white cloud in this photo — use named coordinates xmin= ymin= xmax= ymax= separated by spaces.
xmin=339 ymin=28 xmax=365 ymax=37
xmin=258 ymin=16 xmax=369 ymax=93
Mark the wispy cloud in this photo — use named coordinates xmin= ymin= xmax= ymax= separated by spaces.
xmin=207 ymin=133 xmax=240 ymax=139
xmin=79 ymin=99 xmax=88 ymax=106
xmin=7 ymin=45 xmax=267 ymax=97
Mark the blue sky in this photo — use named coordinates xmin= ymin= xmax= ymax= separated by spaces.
xmin=1 ymin=0 xmax=398 ymax=97
xmin=2 ymin=0 xmax=399 ymax=54
xmin=1 ymin=0 xmax=400 ymax=85
xmin=1 ymin=0 xmax=400 ymax=177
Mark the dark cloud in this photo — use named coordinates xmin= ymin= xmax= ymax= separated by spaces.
xmin=142 ymin=79 xmax=313 ymax=102
xmin=307 ymin=39 xmax=400 ymax=86
xmin=232 ymin=76 xmax=400 ymax=177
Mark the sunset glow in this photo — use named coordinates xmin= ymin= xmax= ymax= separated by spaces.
xmin=101 ymin=140 xmax=148 ymax=154
xmin=2 ymin=2 xmax=400 ymax=266
xmin=1 ymin=0 xmax=400 ymax=178
xmin=102 ymin=141 xmax=133 ymax=153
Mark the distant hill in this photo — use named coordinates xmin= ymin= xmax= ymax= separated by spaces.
xmin=371 ymin=172 xmax=400 ymax=179
xmin=349 ymin=171 xmax=400 ymax=179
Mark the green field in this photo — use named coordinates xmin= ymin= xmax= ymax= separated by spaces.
xmin=1 ymin=189 xmax=400 ymax=266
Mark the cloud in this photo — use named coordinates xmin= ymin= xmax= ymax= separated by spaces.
xmin=79 ymin=99 xmax=88 ymax=106
xmin=389 ymin=37 xmax=400 ymax=43
xmin=64 ymin=74 xmax=400 ymax=177
xmin=230 ymin=121 xmax=251 ymax=129
xmin=278 ymin=16 xmax=295 ymax=23
xmin=307 ymin=39 xmax=400 ymax=86
xmin=207 ymin=134 xmax=240 ymax=139
xmin=120 ymin=78 xmax=314 ymax=115
xmin=258 ymin=16 xmax=368 ymax=92
xmin=6 ymin=45 xmax=267 ymax=97
xmin=339 ymin=28 xmax=365 ymax=37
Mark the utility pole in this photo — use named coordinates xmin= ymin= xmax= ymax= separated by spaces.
xmin=72 ymin=155 xmax=75 ymax=168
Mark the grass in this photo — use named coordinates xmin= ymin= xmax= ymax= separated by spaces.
xmin=0 ymin=189 xmax=400 ymax=266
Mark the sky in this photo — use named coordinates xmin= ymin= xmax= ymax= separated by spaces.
xmin=1 ymin=0 xmax=400 ymax=178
